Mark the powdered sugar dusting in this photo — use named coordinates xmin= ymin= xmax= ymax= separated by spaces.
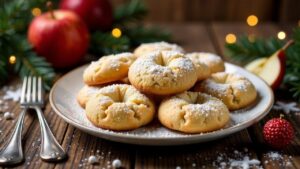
xmin=130 ymin=51 xmax=195 ymax=80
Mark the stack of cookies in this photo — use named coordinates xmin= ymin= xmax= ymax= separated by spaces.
xmin=77 ymin=42 xmax=257 ymax=133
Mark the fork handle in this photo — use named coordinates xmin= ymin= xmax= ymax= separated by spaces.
xmin=34 ymin=106 xmax=67 ymax=161
xmin=0 ymin=109 xmax=26 ymax=165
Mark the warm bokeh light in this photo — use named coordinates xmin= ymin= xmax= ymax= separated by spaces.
xmin=225 ymin=33 xmax=237 ymax=44
xmin=32 ymin=8 xmax=42 ymax=16
xmin=277 ymin=31 xmax=286 ymax=40
xmin=112 ymin=28 xmax=122 ymax=38
xmin=247 ymin=15 xmax=259 ymax=27
xmin=9 ymin=55 xmax=16 ymax=64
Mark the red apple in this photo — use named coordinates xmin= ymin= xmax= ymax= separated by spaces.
xmin=245 ymin=41 xmax=293 ymax=89
xmin=28 ymin=10 xmax=89 ymax=68
xmin=59 ymin=0 xmax=113 ymax=30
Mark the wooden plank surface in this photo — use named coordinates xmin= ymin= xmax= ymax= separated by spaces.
xmin=0 ymin=23 xmax=299 ymax=169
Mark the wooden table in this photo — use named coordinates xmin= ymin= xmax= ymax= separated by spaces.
xmin=1 ymin=23 xmax=299 ymax=169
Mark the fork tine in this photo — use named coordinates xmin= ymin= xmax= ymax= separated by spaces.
xmin=26 ymin=76 xmax=32 ymax=103
xmin=38 ymin=77 xmax=43 ymax=103
xmin=20 ymin=76 xmax=27 ymax=104
xmin=32 ymin=76 xmax=37 ymax=102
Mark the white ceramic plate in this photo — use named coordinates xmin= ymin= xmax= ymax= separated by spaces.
xmin=50 ymin=63 xmax=274 ymax=145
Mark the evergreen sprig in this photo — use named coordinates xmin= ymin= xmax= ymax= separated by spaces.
xmin=113 ymin=0 xmax=147 ymax=25
xmin=0 ymin=0 xmax=56 ymax=88
xmin=90 ymin=32 xmax=130 ymax=55
xmin=225 ymin=36 xmax=283 ymax=64
xmin=225 ymin=28 xmax=300 ymax=101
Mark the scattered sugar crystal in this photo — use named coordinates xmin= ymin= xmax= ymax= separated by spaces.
xmin=112 ymin=159 xmax=122 ymax=168
xmin=88 ymin=155 xmax=98 ymax=164
xmin=230 ymin=156 xmax=260 ymax=169
xmin=3 ymin=88 xmax=21 ymax=101
xmin=4 ymin=112 xmax=13 ymax=120
xmin=220 ymin=162 xmax=226 ymax=167
xmin=265 ymin=151 xmax=285 ymax=162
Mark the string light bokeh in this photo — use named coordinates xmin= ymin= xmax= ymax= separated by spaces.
xmin=32 ymin=8 xmax=42 ymax=16
xmin=225 ymin=33 xmax=237 ymax=44
xmin=9 ymin=55 xmax=16 ymax=64
xmin=112 ymin=28 xmax=122 ymax=38
xmin=247 ymin=15 xmax=259 ymax=27
xmin=277 ymin=31 xmax=286 ymax=40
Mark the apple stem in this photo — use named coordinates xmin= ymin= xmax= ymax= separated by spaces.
xmin=282 ymin=40 xmax=294 ymax=51
xmin=47 ymin=1 xmax=56 ymax=19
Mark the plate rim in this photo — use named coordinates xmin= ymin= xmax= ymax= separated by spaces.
xmin=49 ymin=63 xmax=274 ymax=143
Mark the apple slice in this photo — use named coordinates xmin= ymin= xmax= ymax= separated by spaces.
xmin=245 ymin=57 xmax=268 ymax=74
xmin=245 ymin=40 xmax=293 ymax=89
xmin=256 ymin=50 xmax=285 ymax=89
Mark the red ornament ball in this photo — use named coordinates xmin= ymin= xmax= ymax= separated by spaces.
xmin=263 ymin=118 xmax=294 ymax=149
xmin=59 ymin=0 xmax=113 ymax=30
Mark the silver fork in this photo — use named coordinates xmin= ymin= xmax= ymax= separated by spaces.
xmin=0 ymin=76 xmax=66 ymax=165
xmin=0 ymin=76 xmax=29 ymax=165
xmin=27 ymin=76 xmax=67 ymax=161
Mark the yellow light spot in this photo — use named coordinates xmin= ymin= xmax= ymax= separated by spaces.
xmin=277 ymin=31 xmax=286 ymax=40
xmin=225 ymin=33 xmax=236 ymax=44
xmin=32 ymin=8 xmax=42 ymax=17
xmin=112 ymin=28 xmax=122 ymax=38
xmin=247 ymin=15 xmax=259 ymax=27
xmin=9 ymin=55 xmax=16 ymax=64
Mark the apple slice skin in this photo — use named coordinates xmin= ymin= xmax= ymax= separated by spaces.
xmin=28 ymin=10 xmax=90 ymax=68
xmin=270 ymin=51 xmax=286 ymax=89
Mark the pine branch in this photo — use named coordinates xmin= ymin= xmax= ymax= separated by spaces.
xmin=13 ymin=40 xmax=55 ymax=90
xmin=90 ymin=31 xmax=130 ymax=55
xmin=124 ymin=26 xmax=171 ymax=46
xmin=284 ymin=29 xmax=300 ymax=101
xmin=113 ymin=0 xmax=147 ymax=25
xmin=225 ymin=36 xmax=284 ymax=64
